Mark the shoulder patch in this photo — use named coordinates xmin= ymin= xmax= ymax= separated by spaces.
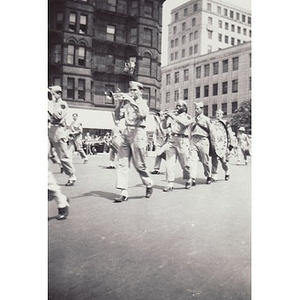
xmin=61 ymin=104 xmax=66 ymax=109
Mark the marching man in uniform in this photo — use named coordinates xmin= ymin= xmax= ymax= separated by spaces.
xmin=162 ymin=99 xmax=193 ymax=192
xmin=48 ymin=85 xmax=77 ymax=186
xmin=114 ymin=81 xmax=153 ymax=202
xmin=211 ymin=109 xmax=234 ymax=182
xmin=190 ymin=102 xmax=215 ymax=185
xmin=69 ymin=113 xmax=88 ymax=164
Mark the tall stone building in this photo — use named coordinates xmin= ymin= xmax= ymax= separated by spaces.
xmin=48 ymin=0 xmax=165 ymax=133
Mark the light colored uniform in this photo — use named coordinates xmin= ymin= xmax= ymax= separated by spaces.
xmin=153 ymin=116 xmax=168 ymax=171
xmin=48 ymin=98 xmax=76 ymax=178
xmin=190 ymin=114 xmax=213 ymax=178
xmin=211 ymin=119 xmax=233 ymax=177
xmin=237 ymin=132 xmax=251 ymax=163
xmin=48 ymin=171 xmax=69 ymax=208
xmin=163 ymin=112 xmax=193 ymax=182
xmin=116 ymin=97 xmax=153 ymax=190
xmin=69 ymin=120 xmax=88 ymax=160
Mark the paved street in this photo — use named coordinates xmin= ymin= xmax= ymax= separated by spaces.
xmin=48 ymin=153 xmax=251 ymax=300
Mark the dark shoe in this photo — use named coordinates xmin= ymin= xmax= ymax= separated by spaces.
xmin=84 ymin=159 xmax=88 ymax=164
xmin=211 ymin=178 xmax=217 ymax=183
xmin=146 ymin=186 xmax=153 ymax=198
xmin=163 ymin=186 xmax=174 ymax=192
xmin=185 ymin=181 xmax=191 ymax=189
xmin=192 ymin=179 xmax=196 ymax=186
xmin=56 ymin=206 xmax=69 ymax=220
xmin=114 ymin=195 xmax=128 ymax=202
xmin=60 ymin=167 xmax=64 ymax=174
xmin=65 ymin=180 xmax=75 ymax=186
xmin=225 ymin=175 xmax=230 ymax=181
xmin=206 ymin=177 xmax=212 ymax=184
xmin=151 ymin=170 xmax=160 ymax=174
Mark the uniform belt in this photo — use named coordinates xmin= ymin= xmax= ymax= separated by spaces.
xmin=192 ymin=134 xmax=207 ymax=138
xmin=126 ymin=125 xmax=146 ymax=128
xmin=172 ymin=133 xmax=188 ymax=138
xmin=51 ymin=123 xmax=64 ymax=127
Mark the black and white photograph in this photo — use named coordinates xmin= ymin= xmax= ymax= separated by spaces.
xmin=2 ymin=0 xmax=300 ymax=299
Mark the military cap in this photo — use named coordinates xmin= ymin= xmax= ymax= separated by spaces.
xmin=216 ymin=109 xmax=224 ymax=114
xmin=129 ymin=81 xmax=144 ymax=90
xmin=49 ymin=85 xmax=62 ymax=93
xmin=194 ymin=101 xmax=204 ymax=108
xmin=177 ymin=99 xmax=188 ymax=107
xmin=238 ymin=127 xmax=245 ymax=131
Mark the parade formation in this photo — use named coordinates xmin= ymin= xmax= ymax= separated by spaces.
xmin=48 ymin=81 xmax=251 ymax=221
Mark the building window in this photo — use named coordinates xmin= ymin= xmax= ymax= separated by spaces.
xmin=184 ymin=69 xmax=189 ymax=81
xmin=78 ymin=46 xmax=86 ymax=66
xmin=53 ymin=44 xmax=62 ymax=63
xmin=183 ymin=89 xmax=188 ymax=100
xmin=237 ymin=26 xmax=241 ymax=34
xmin=222 ymin=81 xmax=228 ymax=94
xmin=208 ymin=17 xmax=212 ymax=25
xmin=182 ymin=35 xmax=186 ymax=44
xmin=222 ymin=59 xmax=228 ymax=72
xmin=213 ymin=83 xmax=218 ymax=96
xmin=79 ymin=14 xmax=87 ymax=34
xmin=53 ymin=77 xmax=61 ymax=86
xmin=189 ymin=46 xmax=193 ymax=55
xmin=67 ymin=78 xmax=75 ymax=99
xmin=231 ymin=24 xmax=235 ymax=32
xmin=204 ymin=64 xmax=210 ymax=77
xmin=175 ymin=12 xmax=178 ymax=22
xmin=171 ymin=40 xmax=174 ymax=48
xmin=145 ymin=1 xmax=153 ymax=18
xmin=143 ymin=87 xmax=151 ymax=102
xmin=212 ymin=104 xmax=217 ymax=116
xmin=208 ymin=30 xmax=212 ymax=39
xmin=217 ymin=6 xmax=221 ymax=14
xmin=249 ymin=76 xmax=252 ymax=91
xmin=232 ymin=101 xmax=238 ymax=113
xmin=56 ymin=12 xmax=63 ymax=30
xmin=202 ymin=105 xmax=207 ymax=115
xmin=196 ymin=66 xmax=201 ymax=78
xmin=107 ymin=24 xmax=116 ymax=41
xmin=236 ymin=12 xmax=240 ymax=20
xmin=130 ymin=27 xmax=137 ymax=44
xmin=218 ymin=33 xmax=222 ymax=42
xmin=249 ymin=30 xmax=252 ymax=37
xmin=194 ymin=44 xmax=198 ymax=53
xmin=213 ymin=62 xmax=219 ymax=75
xmin=208 ymin=45 xmax=212 ymax=53
xmin=78 ymin=79 xmax=85 ymax=100
xmin=175 ymin=38 xmax=178 ymax=47
xmin=175 ymin=71 xmax=179 ymax=83
xmin=230 ymin=10 xmax=234 ymax=18
xmin=243 ymin=28 xmax=247 ymax=35
xmin=184 ymin=8 xmax=188 ymax=16
xmin=204 ymin=85 xmax=209 ymax=97
xmin=232 ymin=57 xmax=239 ymax=71
xmin=249 ymin=53 xmax=252 ymax=67
xmin=69 ymin=13 xmax=76 ymax=32
xmin=225 ymin=35 xmax=228 ymax=44
xmin=182 ymin=49 xmax=185 ymax=58
xmin=166 ymin=74 xmax=171 ymax=85
xmin=194 ymin=3 xmax=198 ymax=11
xmin=192 ymin=18 xmax=196 ymax=26
xmin=225 ymin=22 xmax=228 ymax=30
xmin=224 ymin=8 xmax=228 ymax=16
xmin=196 ymin=86 xmax=200 ymax=98
xmin=143 ymin=53 xmax=151 ymax=76
xmin=237 ymin=39 xmax=241 ymax=44
xmin=222 ymin=103 xmax=227 ymax=115
xmin=67 ymin=44 xmax=75 ymax=64
xmin=231 ymin=37 xmax=235 ymax=45
xmin=173 ymin=26 xmax=177 ymax=34
xmin=175 ymin=90 xmax=179 ymax=101
xmin=194 ymin=31 xmax=198 ymax=39
xmin=248 ymin=16 xmax=251 ymax=25
xmin=207 ymin=2 xmax=211 ymax=11
xmin=131 ymin=0 xmax=138 ymax=15
xmin=232 ymin=79 xmax=238 ymax=93
xmin=91 ymin=81 xmax=94 ymax=103
xmin=166 ymin=92 xmax=170 ymax=103
xmin=182 ymin=22 xmax=186 ymax=31
xmin=105 ymin=84 xmax=114 ymax=103
xmin=189 ymin=32 xmax=193 ymax=41
xmin=144 ymin=28 xmax=152 ymax=46
xmin=175 ymin=51 xmax=178 ymax=60
xmin=242 ymin=14 xmax=246 ymax=22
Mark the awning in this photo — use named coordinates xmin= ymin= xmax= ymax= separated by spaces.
xmin=66 ymin=107 xmax=157 ymax=132
xmin=66 ymin=108 xmax=115 ymax=129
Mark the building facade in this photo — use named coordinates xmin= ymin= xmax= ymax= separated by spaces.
xmin=168 ymin=0 xmax=251 ymax=64
xmin=161 ymin=41 xmax=251 ymax=121
xmin=48 ymin=0 xmax=165 ymax=133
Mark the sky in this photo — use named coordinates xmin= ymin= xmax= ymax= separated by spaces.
xmin=161 ymin=0 xmax=252 ymax=66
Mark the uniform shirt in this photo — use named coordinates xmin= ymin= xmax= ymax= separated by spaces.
xmin=167 ymin=112 xmax=193 ymax=136
xmin=48 ymin=98 xmax=68 ymax=126
xmin=237 ymin=132 xmax=250 ymax=150
xmin=123 ymin=97 xmax=149 ymax=127
xmin=190 ymin=114 xmax=212 ymax=138
xmin=70 ymin=120 xmax=83 ymax=137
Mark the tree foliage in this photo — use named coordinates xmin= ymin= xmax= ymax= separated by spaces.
xmin=231 ymin=100 xmax=251 ymax=133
